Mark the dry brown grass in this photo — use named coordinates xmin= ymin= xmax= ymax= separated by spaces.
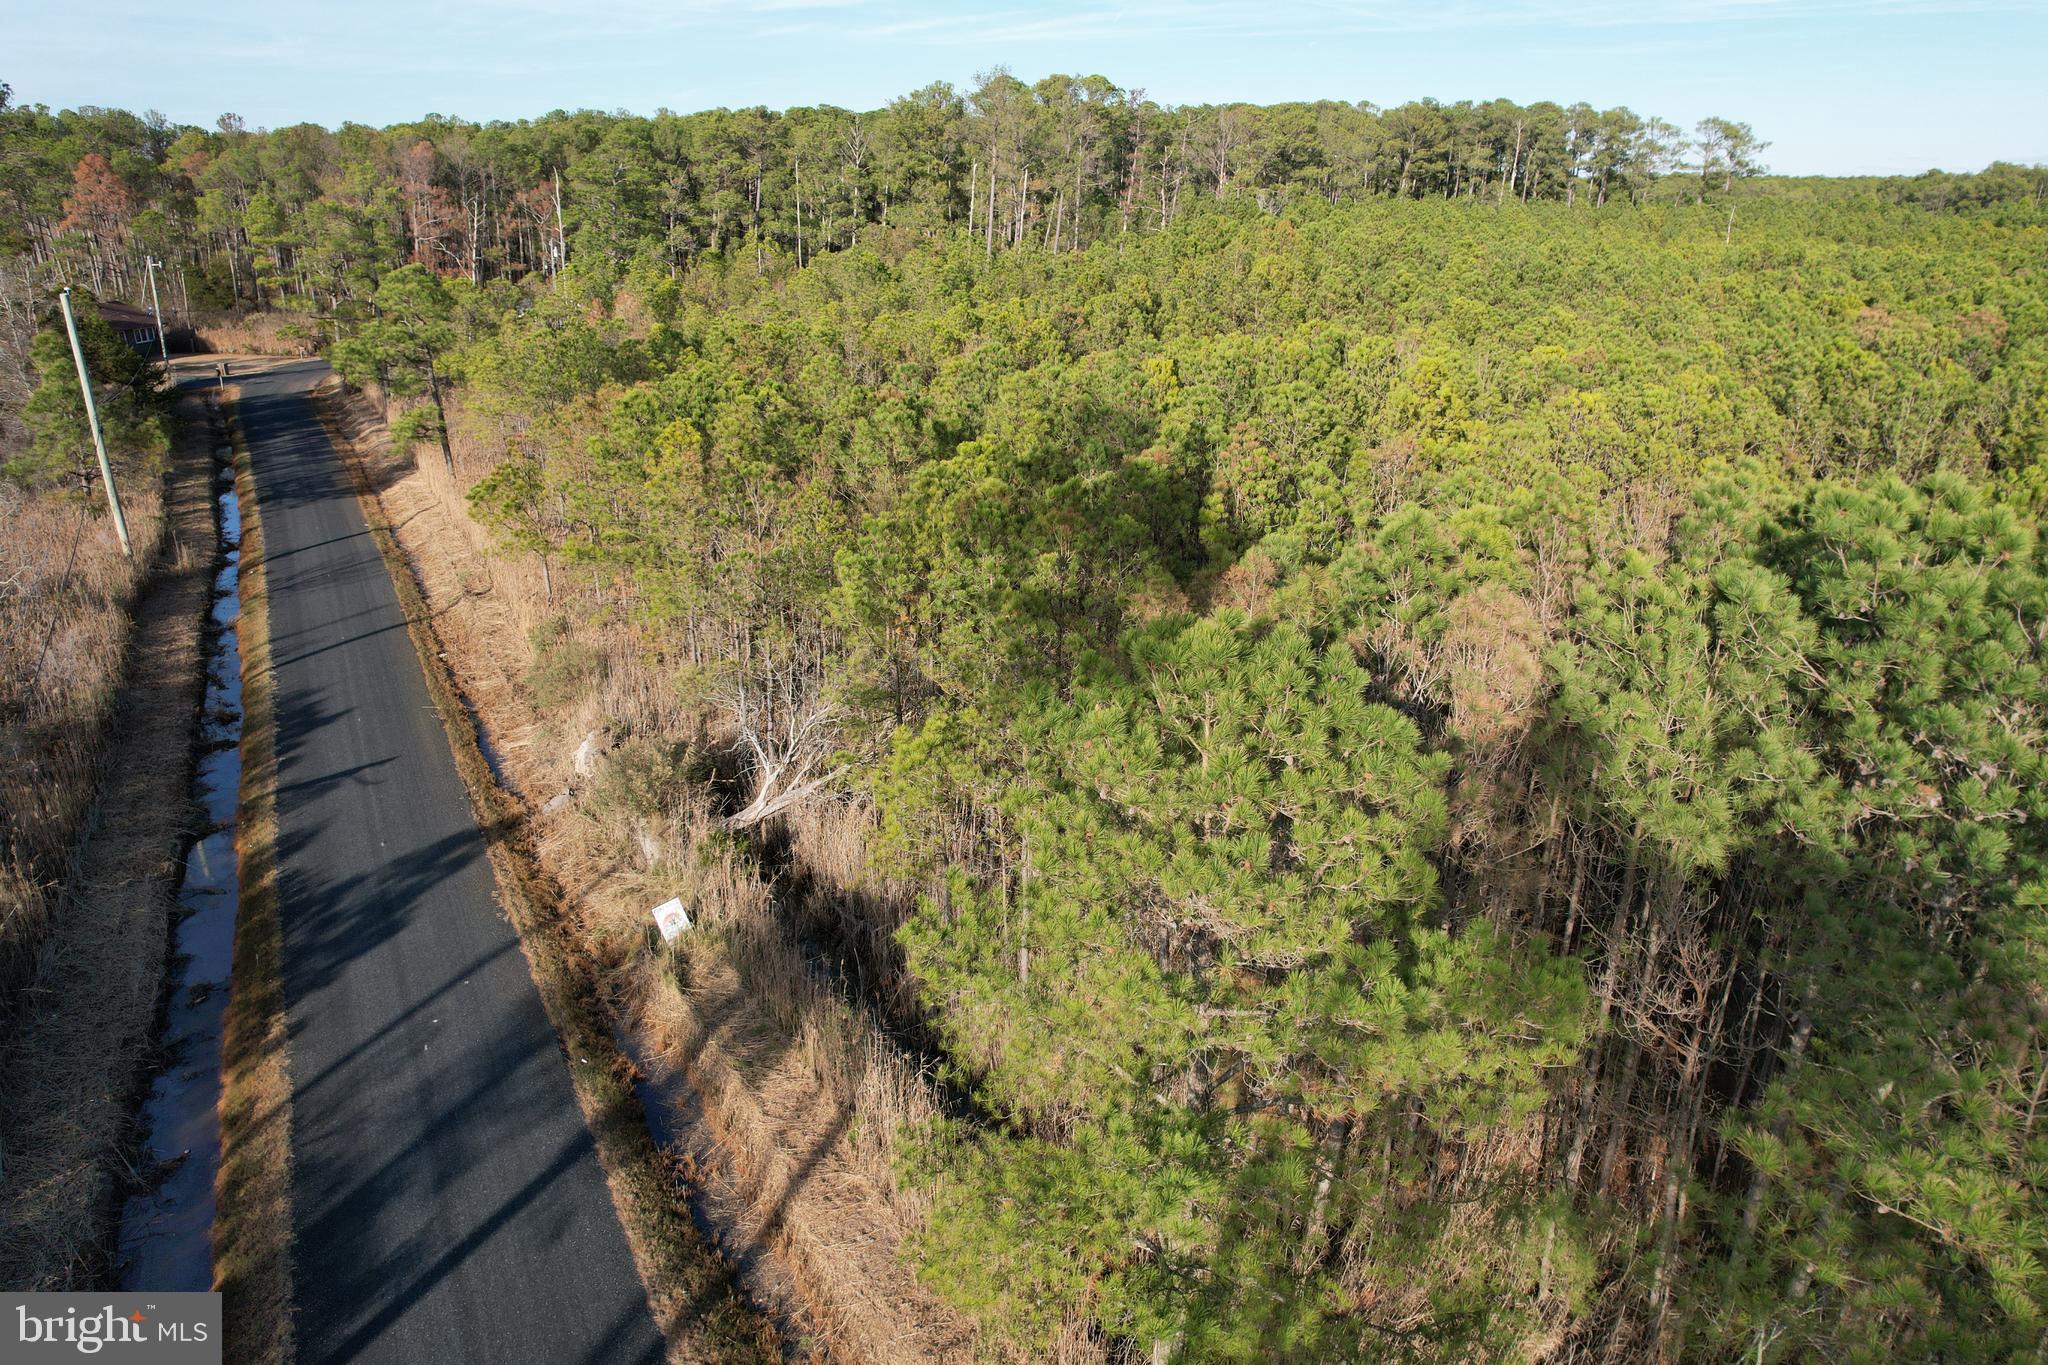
xmin=0 ymin=476 xmax=167 ymax=1020
xmin=557 ymin=797 xmax=970 ymax=1364
xmin=327 ymin=382 xmax=982 ymax=1363
xmin=187 ymin=313 xmax=321 ymax=359
xmin=0 ymin=395 xmax=217 ymax=1290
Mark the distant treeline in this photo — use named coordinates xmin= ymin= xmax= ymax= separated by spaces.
xmin=9 ymin=70 xmax=2040 ymax=329
xmin=6 ymin=73 xmax=1787 ymax=313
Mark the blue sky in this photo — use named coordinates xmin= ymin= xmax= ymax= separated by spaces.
xmin=9 ymin=0 xmax=2045 ymax=176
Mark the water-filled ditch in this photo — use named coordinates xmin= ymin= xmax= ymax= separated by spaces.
xmin=116 ymin=454 xmax=242 ymax=1291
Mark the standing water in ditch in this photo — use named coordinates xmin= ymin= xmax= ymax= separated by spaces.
xmin=116 ymin=453 xmax=242 ymax=1291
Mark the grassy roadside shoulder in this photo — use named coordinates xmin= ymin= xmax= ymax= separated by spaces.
xmin=309 ymin=381 xmax=779 ymax=1364
xmin=212 ymin=385 xmax=295 ymax=1365
xmin=0 ymin=391 xmax=218 ymax=1291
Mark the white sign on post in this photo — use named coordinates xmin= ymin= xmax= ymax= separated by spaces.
xmin=651 ymin=897 xmax=692 ymax=943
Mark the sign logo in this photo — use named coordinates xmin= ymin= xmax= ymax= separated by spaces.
xmin=651 ymin=896 xmax=692 ymax=943
xmin=5 ymin=1294 xmax=219 ymax=1363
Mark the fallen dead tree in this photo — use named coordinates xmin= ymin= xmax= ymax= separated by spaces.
xmin=719 ymin=664 xmax=843 ymax=831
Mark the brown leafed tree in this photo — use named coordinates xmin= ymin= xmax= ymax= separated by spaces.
xmin=59 ymin=154 xmax=136 ymax=293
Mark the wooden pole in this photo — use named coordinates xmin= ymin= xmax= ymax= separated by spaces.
xmin=58 ymin=287 xmax=132 ymax=557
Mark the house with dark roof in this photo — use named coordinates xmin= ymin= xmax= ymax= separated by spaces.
xmin=98 ymin=301 xmax=161 ymax=353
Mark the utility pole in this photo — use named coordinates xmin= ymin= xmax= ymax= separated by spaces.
xmin=58 ymin=288 xmax=132 ymax=557
xmin=145 ymin=256 xmax=170 ymax=363
xmin=552 ymin=168 xmax=567 ymax=277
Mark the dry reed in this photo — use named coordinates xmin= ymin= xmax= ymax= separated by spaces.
xmin=187 ymin=312 xmax=321 ymax=358
xmin=0 ymin=472 xmax=167 ymax=1022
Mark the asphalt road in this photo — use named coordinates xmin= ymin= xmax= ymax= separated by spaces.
xmin=228 ymin=360 xmax=664 ymax=1365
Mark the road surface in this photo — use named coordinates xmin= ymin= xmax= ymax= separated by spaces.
xmin=228 ymin=360 xmax=664 ymax=1364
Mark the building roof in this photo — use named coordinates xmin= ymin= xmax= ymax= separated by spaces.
xmin=98 ymin=301 xmax=155 ymax=329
